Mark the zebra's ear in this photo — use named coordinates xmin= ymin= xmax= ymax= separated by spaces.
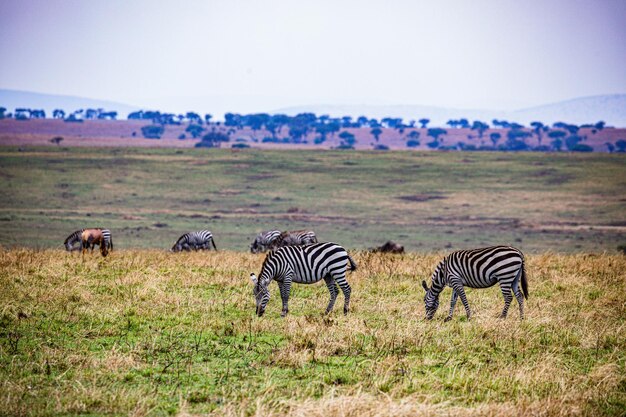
xmin=250 ymin=273 xmax=257 ymax=285
xmin=422 ymin=280 xmax=429 ymax=291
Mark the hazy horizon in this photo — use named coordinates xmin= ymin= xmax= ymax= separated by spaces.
xmin=1 ymin=0 xmax=625 ymax=116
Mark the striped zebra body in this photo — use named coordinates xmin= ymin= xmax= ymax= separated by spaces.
xmin=171 ymin=230 xmax=217 ymax=252
xmin=250 ymin=242 xmax=357 ymax=317
xmin=65 ymin=228 xmax=112 ymax=252
xmin=250 ymin=230 xmax=282 ymax=253
xmin=64 ymin=229 xmax=84 ymax=251
xmin=422 ymin=246 xmax=528 ymax=321
xmin=269 ymin=230 xmax=318 ymax=250
xmin=101 ymin=229 xmax=113 ymax=251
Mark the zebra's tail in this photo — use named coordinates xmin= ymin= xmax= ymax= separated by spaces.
xmin=521 ymin=261 xmax=529 ymax=300
xmin=212 ymin=238 xmax=218 ymax=251
xmin=347 ymin=254 xmax=357 ymax=272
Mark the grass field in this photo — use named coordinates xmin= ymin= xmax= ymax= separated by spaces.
xmin=0 ymin=147 xmax=625 ymax=253
xmin=0 ymin=249 xmax=624 ymax=415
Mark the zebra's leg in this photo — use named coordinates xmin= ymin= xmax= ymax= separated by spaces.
xmin=450 ymin=278 xmax=471 ymax=320
xmin=498 ymin=283 xmax=514 ymax=319
xmin=278 ymin=280 xmax=292 ymax=317
xmin=512 ymin=279 xmax=525 ymax=319
xmin=323 ymin=275 xmax=339 ymax=314
xmin=444 ymin=290 xmax=458 ymax=322
xmin=335 ymin=274 xmax=352 ymax=315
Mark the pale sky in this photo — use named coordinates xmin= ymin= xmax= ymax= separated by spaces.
xmin=1 ymin=0 xmax=625 ymax=115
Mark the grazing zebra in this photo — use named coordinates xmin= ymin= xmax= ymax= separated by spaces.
xmin=171 ymin=230 xmax=217 ymax=252
xmin=64 ymin=229 xmax=84 ymax=252
xmin=101 ymin=229 xmax=113 ymax=251
xmin=270 ymin=230 xmax=318 ymax=250
xmin=422 ymin=246 xmax=528 ymax=321
xmin=250 ymin=230 xmax=282 ymax=254
xmin=65 ymin=228 xmax=112 ymax=252
xmin=81 ymin=229 xmax=109 ymax=257
xmin=250 ymin=242 xmax=357 ymax=317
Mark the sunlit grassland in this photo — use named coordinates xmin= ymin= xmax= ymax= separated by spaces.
xmin=0 ymin=147 xmax=624 ymax=252
xmin=0 ymin=248 xmax=624 ymax=415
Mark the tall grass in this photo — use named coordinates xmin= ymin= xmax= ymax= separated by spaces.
xmin=0 ymin=248 xmax=624 ymax=415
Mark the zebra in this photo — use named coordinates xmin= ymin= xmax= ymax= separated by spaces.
xmin=101 ymin=229 xmax=113 ymax=251
xmin=64 ymin=228 xmax=112 ymax=252
xmin=250 ymin=242 xmax=357 ymax=317
xmin=171 ymin=230 xmax=217 ymax=252
xmin=269 ymin=230 xmax=318 ymax=250
xmin=64 ymin=229 xmax=84 ymax=252
xmin=250 ymin=230 xmax=282 ymax=254
xmin=422 ymin=246 xmax=528 ymax=321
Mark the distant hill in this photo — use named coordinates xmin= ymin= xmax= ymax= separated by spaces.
xmin=275 ymin=95 xmax=626 ymax=127
xmin=0 ymin=89 xmax=139 ymax=118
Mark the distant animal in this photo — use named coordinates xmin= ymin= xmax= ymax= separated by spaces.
xmin=250 ymin=230 xmax=282 ymax=254
xmin=64 ymin=229 xmax=84 ymax=252
xmin=171 ymin=230 xmax=217 ymax=252
xmin=65 ymin=228 xmax=112 ymax=252
xmin=270 ymin=230 xmax=318 ymax=250
xmin=422 ymin=246 xmax=528 ymax=321
xmin=250 ymin=242 xmax=357 ymax=317
xmin=372 ymin=240 xmax=404 ymax=253
xmin=81 ymin=228 xmax=109 ymax=257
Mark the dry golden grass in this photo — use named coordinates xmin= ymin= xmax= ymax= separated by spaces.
xmin=0 ymin=248 xmax=624 ymax=416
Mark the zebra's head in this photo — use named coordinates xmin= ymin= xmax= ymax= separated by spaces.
xmin=250 ymin=273 xmax=270 ymax=316
xmin=422 ymin=280 xmax=440 ymax=320
xmin=250 ymin=238 xmax=262 ymax=254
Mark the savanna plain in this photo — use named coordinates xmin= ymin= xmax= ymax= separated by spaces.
xmin=0 ymin=147 xmax=625 ymax=416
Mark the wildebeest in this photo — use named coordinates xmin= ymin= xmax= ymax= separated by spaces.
xmin=371 ymin=240 xmax=404 ymax=253
xmin=81 ymin=229 xmax=109 ymax=257
xmin=65 ymin=228 xmax=112 ymax=253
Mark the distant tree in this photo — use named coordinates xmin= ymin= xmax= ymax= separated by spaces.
xmin=357 ymin=116 xmax=369 ymax=127
xmin=418 ymin=118 xmax=430 ymax=129
xmin=446 ymin=120 xmax=458 ymax=129
xmin=85 ymin=108 xmax=99 ymax=119
xmin=0 ymin=107 xmax=6 ymax=119
xmin=548 ymin=130 xmax=566 ymax=139
xmin=141 ymin=125 xmax=164 ymax=139
xmin=530 ymin=121 xmax=545 ymax=146
xmin=186 ymin=112 xmax=202 ymax=124
xmin=471 ymin=120 xmax=489 ymax=140
xmin=406 ymin=139 xmax=420 ymax=148
xmin=615 ymin=139 xmax=626 ymax=152
xmin=204 ymin=114 xmax=213 ymax=124
xmin=52 ymin=109 xmax=65 ymax=119
xmin=551 ymin=138 xmax=563 ymax=151
xmin=565 ymin=135 xmax=583 ymax=151
xmin=490 ymin=132 xmax=501 ymax=147
xmin=370 ymin=127 xmax=382 ymax=141
xmin=571 ymin=144 xmax=593 ymax=152
xmin=605 ymin=142 xmax=615 ymax=153
xmin=458 ymin=118 xmax=470 ymax=129
xmin=338 ymin=131 xmax=356 ymax=147
xmin=373 ymin=144 xmax=389 ymax=151
xmin=128 ymin=111 xmax=144 ymax=120
xmin=594 ymin=121 xmax=605 ymax=131
xmin=224 ymin=112 xmax=242 ymax=128
xmin=501 ymin=137 xmax=529 ymax=151
xmin=15 ymin=108 xmax=30 ymax=120
xmin=406 ymin=131 xmax=420 ymax=142
xmin=49 ymin=136 xmax=63 ymax=145
xmin=196 ymin=131 xmax=230 ymax=148
xmin=427 ymin=128 xmax=447 ymax=141
xmin=185 ymin=124 xmax=205 ymax=138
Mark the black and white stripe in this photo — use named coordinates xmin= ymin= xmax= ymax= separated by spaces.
xmin=101 ymin=229 xmax=113 ymax=251
xmin=270 ymin=230 xmax=318 ymax=249
xmin=250 ymin=242 xmax=357 ymax=317
xmin=65 ymin=228 xmax=112 ymax=252
xmin=171 ymin=230 xmax=217 ymax=252
xmin=250 ymin=230 xmax=282 ymax=253
xmin=64 ymin=229 xmax=84 ymax=251
xmin=422 ymin=246 xmax=528 ymax=321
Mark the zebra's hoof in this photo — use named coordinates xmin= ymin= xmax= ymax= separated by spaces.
xmin=444 ymin=317 xmax=452 ymax=322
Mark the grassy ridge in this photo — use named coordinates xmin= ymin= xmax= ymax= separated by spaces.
xmin=0 ymin=249 xmax=624 ymax=415
xmin=0 ymin=147 xmax=625 ymax=252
